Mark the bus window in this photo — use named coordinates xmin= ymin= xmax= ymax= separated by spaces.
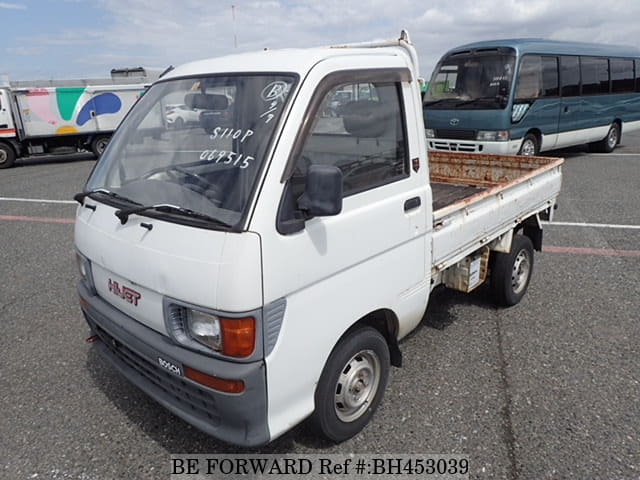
xmin=425 ymin=50 xmax=516 ymax=109
xmin=542 ymin=57 xmax=559 ymax=96
xmin=611 ymin=59 xmax=634 ymax=93
xmin=560 ymin=56 xmax=580 ymax=97
xmin=515 ymin=56 xmax=542 ymax=99
xmin=515 ymin=55 xmax=559 ymax=100
xmin=581 ymin=57 xmax=609 ymax=95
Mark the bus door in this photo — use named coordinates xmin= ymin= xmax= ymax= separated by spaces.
xmin=557 ymin=56 xmax=582 ymax=149
xmin=513 ymin=55 xmax=561 ymax=151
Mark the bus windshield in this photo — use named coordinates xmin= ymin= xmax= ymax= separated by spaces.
xmin=425 ymin=51 xmax=516 ymax=109
xmin=86 ymin=74 xmax=296 ymax=230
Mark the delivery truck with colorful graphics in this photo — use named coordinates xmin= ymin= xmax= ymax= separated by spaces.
xmin=0 ymin=77 xmax=149 ymax=168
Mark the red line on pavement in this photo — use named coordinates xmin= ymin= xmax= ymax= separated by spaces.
xmin=0 ymin=214 xmax=75 ymax=224
xmin=544 ymin=245 xmax=640 ymax=257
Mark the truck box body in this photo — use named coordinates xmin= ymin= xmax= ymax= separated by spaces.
xmin=73 ymin=32 xmax=563 ymax=446
xmin=0 ymin=78 xmax=148 ymax=167
xmin=11 ymin=85 xmax=143 ymax=139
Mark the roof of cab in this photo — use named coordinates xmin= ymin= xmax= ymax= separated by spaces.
xmin=444 ymin=38 xmax=640 ymax=58
xmin=161 ymin=45 xmax=406 ymax=81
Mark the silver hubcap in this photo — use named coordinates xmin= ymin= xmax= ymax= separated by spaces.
xmin=521 ymin=139 xmax=536 ymax=156
xmin=0 ymin=149 xmax=6 ymax=164
xmin=334 ymin=350 xmax=381 ymax=423
xmin=511 ymin=249 xmax=531 ymax=294
xmin=607 ymin=127 xmax=618 ymax=149
xmin=96 ymin=140 xmax=108 ymax=154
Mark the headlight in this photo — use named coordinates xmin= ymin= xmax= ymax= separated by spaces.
xmin=477 ymin=130 xmax=509 ymax=142
xmin=187 ymin=310 xmax=222 ymax=351
xmin=425 ymin=128 xmax=435 ymax=138
xmin=167 ymin=303 xmax=256 ymax=358
xmin=75 ymin=250 xmax=96 ymax=293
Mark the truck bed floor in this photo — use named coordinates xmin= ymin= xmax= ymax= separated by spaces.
xmin=431 ymin=182 xmax=486 ymax=211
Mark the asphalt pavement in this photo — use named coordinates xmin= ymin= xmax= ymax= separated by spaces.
xmin=1 ymin=136 xmax=639 ymax=479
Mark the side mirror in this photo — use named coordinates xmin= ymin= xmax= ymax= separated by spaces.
xmin=298 ymin=164 xmax=343 ymax=217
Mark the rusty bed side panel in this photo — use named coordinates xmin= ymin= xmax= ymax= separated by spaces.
xmin=427 ymin=151 xmax=564 ymax=221
xmin=428 ymin=150 xmax=563 ymax=187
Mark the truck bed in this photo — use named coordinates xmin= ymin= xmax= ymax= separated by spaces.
xmin=428 ymin=151 xmax=563 ymax=272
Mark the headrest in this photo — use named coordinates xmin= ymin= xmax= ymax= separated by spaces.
xmin=341 ymin=100 xmax=390 ymax=138
xmin=184 ymin=92 xmax=229 ymax=110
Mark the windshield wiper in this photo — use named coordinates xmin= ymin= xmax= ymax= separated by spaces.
xmin=114 ymin=203 xmax=232 ymax=228
xmin=454 ymin=97 xmax=501 ymax=107
xmin=424 ymin=98 xmax=460 ymax=107
xmin=73 ymin=188 xmax=141 ymax=206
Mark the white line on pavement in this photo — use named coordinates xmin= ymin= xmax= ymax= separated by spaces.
xmin=544 ymin=221 xmax=640 ymax=230
xmin=0 ymin=196 xmax=76 ymax=205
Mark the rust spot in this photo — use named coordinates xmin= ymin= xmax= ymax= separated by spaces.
xmin=428 ymin=150 xmax=563 ymax=188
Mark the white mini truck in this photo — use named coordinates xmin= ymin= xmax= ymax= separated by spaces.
xmin=74 ymin=32 xmax=563 ymax=447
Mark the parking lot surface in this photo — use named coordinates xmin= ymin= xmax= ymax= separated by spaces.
xmin=1 ymin=136 xmax=639 ymax=479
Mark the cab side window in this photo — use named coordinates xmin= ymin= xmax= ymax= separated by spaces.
xmin=294 ymin=81 xmax=409 ymax=197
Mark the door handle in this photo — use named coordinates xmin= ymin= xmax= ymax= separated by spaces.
xmin=404 ymin=196 xmax=421 ymax=212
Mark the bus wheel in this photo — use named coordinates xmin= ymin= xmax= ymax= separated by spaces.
xmin=313 ymin=327 xmax=390 ymax=443
xmin=0 ymin=142 xmax=16 ymax=169
xmin=490 ymin=234 xmax=534 ymax=307
xmin=590 ymin=123 xmax=619 ymax=153
xmin=518 ymin=133 xmax=539 ymax=156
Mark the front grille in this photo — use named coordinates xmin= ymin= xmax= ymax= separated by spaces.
xmin=435 ymin=128 xmax=477 ymax=140
xmin=428 ymin=140 xmax=480 ymax=153
xmin=93 ymin=323 xmax=222 ymax=426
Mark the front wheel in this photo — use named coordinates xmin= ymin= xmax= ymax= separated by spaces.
xmin=490 ymin=234 xmax=534 ymax=307
xmin=518 ymin=133 xmax=539 ymax=156
xmin=313 ymin=327 xmax=390 ymax=443
xmin=0 ymin=142 xmax=16 ymax=169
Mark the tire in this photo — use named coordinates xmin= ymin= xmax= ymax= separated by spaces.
xmin=518 ymin=133 xmax=539 ymax=156
xmin=589 ymin=123 xmax=619 ymax=153
xmin=490 ymin=234 xmax=534 ymax=307
xmin=0 ymin=142 xmax=16 ymax=169
xmin=91 ymin=135 xmax=110 ymax=158
xmin=174 ymin=117 xmax=185 ymax=129
xmin=313 ymin=327 xmax=390 ymax=443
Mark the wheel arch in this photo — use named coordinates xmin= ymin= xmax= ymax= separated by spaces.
xmin=341 ymin=309 xmax=402 ymax=368
xmin=519 ymin=214 xmax=544 ymax=252
xmin=525 ymin=128 xmax=542 ymax=147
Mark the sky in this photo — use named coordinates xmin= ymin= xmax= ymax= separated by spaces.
xmin=2 ymin=0 xmax=640 ymax=82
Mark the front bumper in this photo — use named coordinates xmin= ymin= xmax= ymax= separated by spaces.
xmin=78 ymin=281 xmax=270 ymax=447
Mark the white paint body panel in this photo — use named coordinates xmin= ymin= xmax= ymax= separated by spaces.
xmin=75 ymin=202 xmax=263 ymax=335
xmin=0 ymin=89 xmax=15 ymax=137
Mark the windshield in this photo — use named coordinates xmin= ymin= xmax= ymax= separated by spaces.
xmin=425 ymin=50 xmax=515 ymax=109
xmin=86 ymin=74 xmax=297 ymax=230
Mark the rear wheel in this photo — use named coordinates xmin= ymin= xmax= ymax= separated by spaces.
xmin=490 ymin=234 xmax=534 ymax=307
xmin=313 ymin=327 xmax=390 ymax=443
xmin=91 ymin=135 xmax=110 ymax=158
xmin=589 ymin=123 xmax=619 ymax=153
xmin=0 ymin=142 xmax=16 ymax=169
